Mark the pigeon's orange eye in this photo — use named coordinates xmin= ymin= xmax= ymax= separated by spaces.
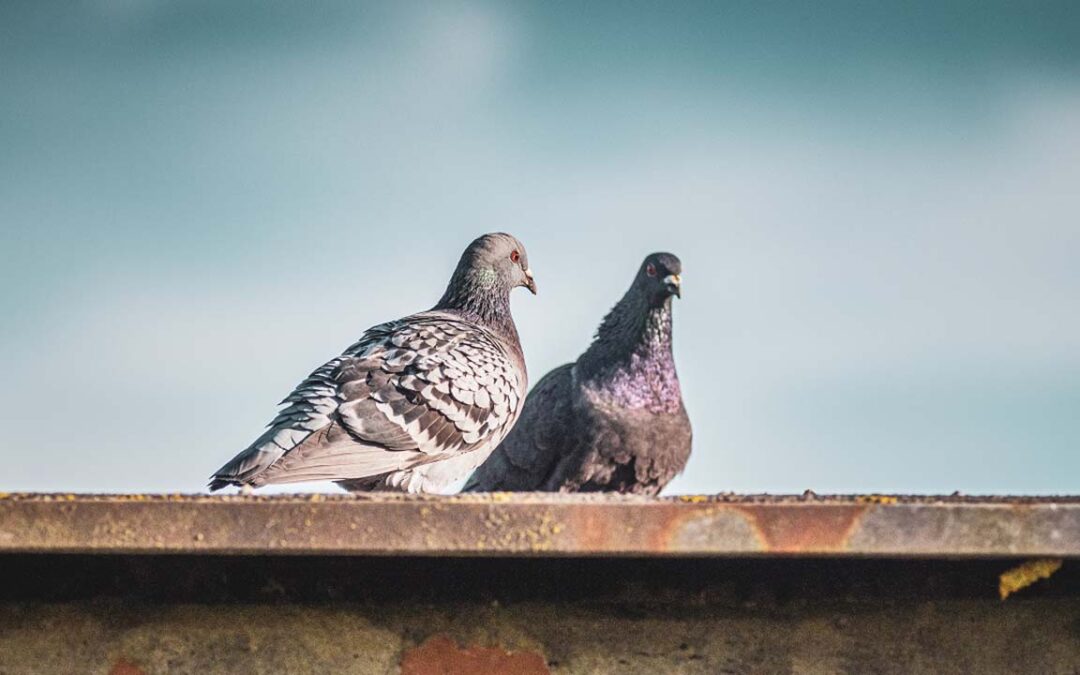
xmin=510 ymin=250 xmax=520 ymax=263
xmin=646 ymin=263 xmax=657 ymax=277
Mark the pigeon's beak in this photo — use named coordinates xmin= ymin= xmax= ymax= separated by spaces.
xmin=523 ymin=268 xmax=537 ymax=295
xmin=664 ymin=274 xmax=681 ymax=298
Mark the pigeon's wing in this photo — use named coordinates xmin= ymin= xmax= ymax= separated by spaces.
xmin=463 ymin=363 xmax=575 ymax=491
xmin=210 ymin=313 xmax=525 ymax=489
xmin=332 ymin=313 xmax=524 ymax=461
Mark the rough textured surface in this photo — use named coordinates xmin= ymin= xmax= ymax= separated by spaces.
xmin=1 ymin=493 xmax=1078 ymax=557
xmin=0 ymin=555 xmax=1077 ymax=674
xmin=400 ymin=636 xmax=550 ymax=675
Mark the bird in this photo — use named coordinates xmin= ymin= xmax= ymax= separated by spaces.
xmin=209 ymin=233 xmax=536 ymax=494
xmin=464 ymin=252 xmax=691 ymax=495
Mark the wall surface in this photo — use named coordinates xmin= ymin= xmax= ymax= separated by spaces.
xmin=1 ymin=555 xmax=1077 ymax=674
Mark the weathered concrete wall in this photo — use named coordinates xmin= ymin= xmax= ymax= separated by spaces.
xmin=4 ymin=596 xmax=1078 ymax=674
xmin=0 ymin=556 xmax=1077 ymax=674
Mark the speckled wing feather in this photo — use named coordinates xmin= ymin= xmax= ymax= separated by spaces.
xmin=210 ymin=311 xmax=525 ymax=491
xmin=463 ymin=363 xmax=575 ymax=491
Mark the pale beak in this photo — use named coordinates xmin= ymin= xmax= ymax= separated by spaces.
xmin=663 ymin=274 xmax=681 ymax=298
xmin=523 ymin=268 xmax=537 ymax=295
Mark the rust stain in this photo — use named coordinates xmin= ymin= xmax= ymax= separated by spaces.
xmin=108 ymin=658 xmax=146 ymax=675
xmin=568 ymin=507 xmax=620 ymax=551
xmin=401 ymin=635 xmax=549 ymax=675
xmin=3 ymin=493 xmax=1079 ymax=557
xmin=734 ymin=504 xmax=869 ymax=553
xmin=642 ymin=504 xmax=717 ymax=552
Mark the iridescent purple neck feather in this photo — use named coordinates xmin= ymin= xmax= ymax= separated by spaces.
xmin=577 ymin=287 xmax=681 ymax=415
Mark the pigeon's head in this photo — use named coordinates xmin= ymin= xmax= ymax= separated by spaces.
xmin=637 ymin=252 xmax=682 ymax=302
xmin=459 ymin=232 xmax=537 ymax=295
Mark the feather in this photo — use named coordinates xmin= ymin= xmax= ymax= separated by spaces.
xmin=209 ymin=233 xmax=533 ymax=494
xmin=465 ymin=252 xmax=692 ymax=495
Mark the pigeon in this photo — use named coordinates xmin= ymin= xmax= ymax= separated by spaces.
xmin=464 ymin=253 xmax=691 ymax=495
xmin=210 ymin=233 xmax=536 ymax=494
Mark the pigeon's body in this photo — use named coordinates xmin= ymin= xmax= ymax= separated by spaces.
xmin=466 ymin=253 xmax=691 ymax=495
xmin=210 ymin=233 xmax=535 ymax=494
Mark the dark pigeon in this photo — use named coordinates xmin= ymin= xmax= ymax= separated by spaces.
xmin=464 ymin=253 xmax=691 ymax=495
xmin=210 ymin=233 xmax=536 ymax=494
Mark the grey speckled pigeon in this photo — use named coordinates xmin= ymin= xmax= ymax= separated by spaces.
xmin=464 ymin=253 xmax=690 ymax=495
xmin=210 ymin=233 xmax=536 ymax=494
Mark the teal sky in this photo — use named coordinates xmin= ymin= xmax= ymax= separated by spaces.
xmin=2 ymin=1 xmax=1078 ymax=494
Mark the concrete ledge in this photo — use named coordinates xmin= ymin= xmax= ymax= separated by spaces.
xmin=2 ymin=493 xmax=1077 ymax=557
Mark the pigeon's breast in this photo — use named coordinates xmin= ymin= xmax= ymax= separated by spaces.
xmin=579 ymin=353 xmax=683 ymax=416
xmin=574 ymin=380 xmax=691 ymax=490
xmin=577 ymin=379 xmax=691 ymax=464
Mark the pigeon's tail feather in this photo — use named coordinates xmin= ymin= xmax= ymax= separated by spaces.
xmin=247 ymin=422 xmax=428 ymax=487
xmin=208 ymin=437 xmax=290 ymax=490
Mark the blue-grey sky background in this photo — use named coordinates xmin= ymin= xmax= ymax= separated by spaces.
xmin=2 ymin=0 xmax=1078 ymax=494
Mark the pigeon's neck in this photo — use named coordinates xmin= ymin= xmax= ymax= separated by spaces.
xmin=578 ymin=291 xmax=681 ymax=413
xmin=433 ymin=274 xmax=521 ymax=347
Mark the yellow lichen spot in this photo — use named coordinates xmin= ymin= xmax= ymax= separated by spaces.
xmin=856 ymin=495 xmax=898 ymax=505
xmin=999 ymin=558 xmax=1063 ymax=600
xmin=677 ymin=495 xmax=709 ymax=503
xmin=489 ymin=492 xmax=513 ymax=503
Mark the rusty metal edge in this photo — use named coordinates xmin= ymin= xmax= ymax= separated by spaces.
xmin=0 ymin=494 xmax=1077 ymax=558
